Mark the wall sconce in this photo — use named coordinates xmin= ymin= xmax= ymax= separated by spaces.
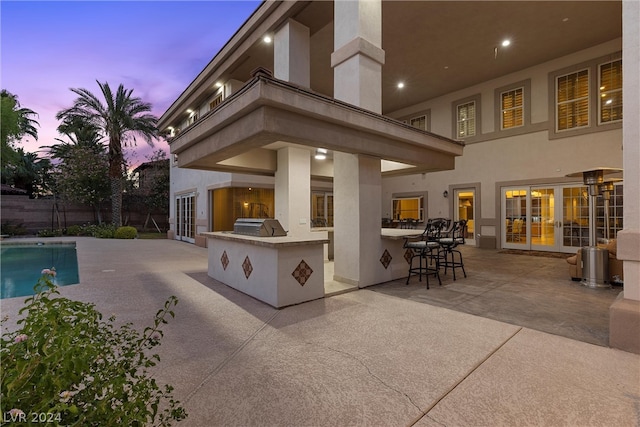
xmin=443 ymin=190 xmax=449 ymax=198
xmin=314 ymin=148 xmax=327 ymax=160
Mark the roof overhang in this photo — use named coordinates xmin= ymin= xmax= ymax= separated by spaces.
xmin=169 ymin=74 xmax=464 ymax=178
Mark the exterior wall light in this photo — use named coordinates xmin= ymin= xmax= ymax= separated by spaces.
xmin=263 ymin=35 xmax=272 ymax=44
xmin=315 ymin=148 xmax=327 ymax=160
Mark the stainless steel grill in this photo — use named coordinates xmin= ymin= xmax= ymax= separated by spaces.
xmin=233 ymin=218 xmax=287 ymax=237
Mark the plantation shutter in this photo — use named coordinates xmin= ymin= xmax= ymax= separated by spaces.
xmin=557 ymin=69 xmax=589 ymax=131
xmin=501 ymin=87 xmax=524 ymax=129
xmin=599 ymin=60 xmax=622 ymax=123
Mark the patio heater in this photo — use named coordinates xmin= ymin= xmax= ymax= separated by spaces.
xmin=565 ymin=168 xmax=622 ymax=288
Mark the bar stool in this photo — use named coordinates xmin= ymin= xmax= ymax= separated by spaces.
xmin=438 ymin=220 xmax=467 ymax=280
xmin=404 ymin=239 xmax=441 ymax=288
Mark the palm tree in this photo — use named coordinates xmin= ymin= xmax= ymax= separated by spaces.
xmin=1 ymin=148 xmax=52 ymax=198
xmin=56 ymin=81 xmax=158 ymax=226
xmin=1 ymin=90 xmax=39 ymax=168
xmin=45 ymin=115 xmax=105 ymax=160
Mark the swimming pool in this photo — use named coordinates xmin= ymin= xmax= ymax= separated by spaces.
xmin=1 ymin=241 xmax=80 ymax=299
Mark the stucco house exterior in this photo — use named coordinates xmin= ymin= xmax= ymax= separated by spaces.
xmin=159 ymin=1 xmax=639 ymax=353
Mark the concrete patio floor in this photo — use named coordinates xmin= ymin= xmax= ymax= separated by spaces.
xmin=370 ymin=245 xmax=622 ymax=347
xmin=1 ymin=237 xmax=638 ymax=426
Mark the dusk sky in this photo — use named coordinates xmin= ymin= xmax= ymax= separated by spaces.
xmin=1 ymin=0 xmax=262 ymax=165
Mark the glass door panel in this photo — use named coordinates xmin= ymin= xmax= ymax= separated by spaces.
xmin=175 ymin=193 xmax=195 ymax=243
xmin=454 ymin=190 xmax=475 ymax=245
xmin=502 ymin=188 xmax=529 ymax=249
xmin=561 ymin=186 xmax=589 ymax=250
xmin=530 ymin=187 xmax=558 ymax=251
xmin=311 ymin=192 xmax=333 ymax=227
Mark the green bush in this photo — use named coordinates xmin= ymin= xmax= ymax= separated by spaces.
xmin=115 ymin=226 xmax=138 ymax=239
xmin=91 ymin=224 xmax=116 ymax=239
xmin=0 ymin=272 xmax=187 ymax=426
xmin=1 ymin=221 xmax=28 ymax=236
xmin=37 ymin=228 xmax=63 ymax=237
xmin=65 ymin=225 xmax=82 ymax=236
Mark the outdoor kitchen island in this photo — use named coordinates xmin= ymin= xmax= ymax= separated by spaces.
xmin=203 ymin=227 xmax=329 ymax=308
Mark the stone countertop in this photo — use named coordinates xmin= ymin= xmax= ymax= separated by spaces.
xmin=203 ymin=232 xmax=329 ymax=248
xmin=381 ymin=228 xmax=424 ymax=240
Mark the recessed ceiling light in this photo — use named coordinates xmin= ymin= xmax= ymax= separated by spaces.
xmin=263 ymin=35 xmax=272 ymax=44
xmin=186 ymin=109 xmax=193 ymax=114
xmin=444 ymin=65 xmax=449 ymax=70
xmin=397 ymin=82 xmax=405 ymax=89
xmin=562 ymin=17 xmax=569 ymax=22
xmin=215 ymin=82 xmax=223 ymax=88
xmin=501 ymin=39 xmax=511 ymax=47
xmin=606 ymin=99 xmax=613 ymax=105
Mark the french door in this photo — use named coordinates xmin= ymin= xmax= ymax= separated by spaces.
xmin=502 ymin=186 xmax=565 ymax=252
xmin=501 ymin=184 xmax=615 ymax=253
xmin=175 ymin=193 xmax=196 ymax=243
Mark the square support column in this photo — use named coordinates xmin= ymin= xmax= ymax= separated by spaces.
xmin=274 ymin=19 xmax=310 ymax=87
xmin=333 ymin=152 xmax=382 ymax=287
xmin=275 ymin=147 xmax=311 ymax=238
xmin=609 ymin=0 xmax=640 ymax=354
xmin=331 ymin=0 xmax=385 ymax=287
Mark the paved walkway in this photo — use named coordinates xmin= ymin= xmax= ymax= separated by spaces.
xmin=2 ymin=237 xmax=639 ymax=426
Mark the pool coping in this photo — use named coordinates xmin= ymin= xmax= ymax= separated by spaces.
xmin=0 ymin=240 xmax=77 ymax=247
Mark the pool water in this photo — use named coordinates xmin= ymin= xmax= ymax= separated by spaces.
xmin=1 ymin=242 xmax=80 ymax=299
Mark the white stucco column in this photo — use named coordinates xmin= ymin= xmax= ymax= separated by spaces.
xmin=331 ymin=0 xmax=385 ymax=113
xmin=275 ymin=147 xmax=311 ymax=238
xmin=332 ymin=0 xmax=385 ymax=287
xmin=274 ymin=19 xmax=310 ymax=87
xmin=610 ymin=0 xmax=640 ymax=354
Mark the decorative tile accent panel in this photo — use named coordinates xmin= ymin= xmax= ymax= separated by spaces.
xmin=221 ymin=250 xmax=229 ymax=271
xmin=292 ymin=260 xmax=313 ymax=286
xmin=380 ymin=249 xmax=392 ymax=269
xmin=242 ymin=256 xmax=253 ymax=279
xmin=404 ymin=249 xmax=414 ymax=264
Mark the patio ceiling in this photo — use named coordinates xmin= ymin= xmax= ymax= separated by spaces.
xmin=161 ymin=0 xmax=621 ymax=176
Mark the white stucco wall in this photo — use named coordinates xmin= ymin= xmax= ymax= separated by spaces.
xmin=383 ymin=39 xmax=624 ymax=242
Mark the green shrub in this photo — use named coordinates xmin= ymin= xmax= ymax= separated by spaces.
xmin=65 ymin=225 xmax=82 ymax=236
xmin=37 ymin=228 xmax=63 ymax=237
xmin=0 ymin=272 xmax=187 ymax=426
xmin=91 ymin=224 xmax=116 ymax=239
xmin=115 ymin=226 xmax=138 ymax=239
xmin=1 ymin=221 xmax=28 ymax=236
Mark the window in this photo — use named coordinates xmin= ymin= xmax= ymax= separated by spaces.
xmin=210 ymin=187 xmax=274 ymax=231
xmin=392 ymin=197 xmax=424 ymax=222
xmin=409 ymin=115 xmax=427 ymax=131
xmin=599 ymin=59 xmax=622 ymax=124
xmin=187 ymin=111 xmax=199 ymax=125
xmin=457 ymin=101 xmax=476 ymax=138
xmin=556 ymin=69 xmax=589 ymax=131
xmin=501 ymin=87 xmax=524 ymax=129
xmin=209 ymin=93 xmax=223 ymax=111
